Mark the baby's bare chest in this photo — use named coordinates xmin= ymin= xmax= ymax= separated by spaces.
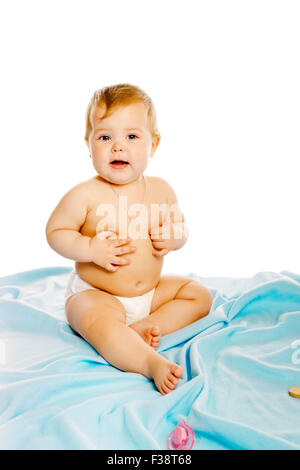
xmin=81 ymin=196 xmax=168 ymax=239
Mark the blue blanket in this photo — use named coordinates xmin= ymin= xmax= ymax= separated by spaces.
xmin=0 ymin=267 xmax=299 ymax=450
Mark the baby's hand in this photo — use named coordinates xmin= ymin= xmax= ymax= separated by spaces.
xmin=89 ymin=231 xmax=136 ymax=272
xmin=150 ymin=205 xmax=187 ymax=256
xmin=150 ymin=223 xmax=177 ymax=257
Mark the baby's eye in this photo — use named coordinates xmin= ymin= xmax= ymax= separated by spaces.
xmin=128 ymin=134 xmax=138 ymax=140
xmin=98 ymin=135 xmax=110 ymax=141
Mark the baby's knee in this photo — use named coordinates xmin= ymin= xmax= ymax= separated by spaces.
xmin=65 ymin=289 xmax=126 ymax=337
xmin=195 ymin=284 xmax=213 ymax=314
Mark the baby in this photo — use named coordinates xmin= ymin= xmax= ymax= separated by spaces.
xmin=46 ymin=83 xmax=212 ymax=395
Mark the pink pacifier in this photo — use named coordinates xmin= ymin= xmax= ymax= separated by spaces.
xmin=167 ymin=419 xmax=195 ymax=450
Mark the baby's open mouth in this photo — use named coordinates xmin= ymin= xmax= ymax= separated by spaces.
xmin=110 ymin=160 xmax=130 ymax=169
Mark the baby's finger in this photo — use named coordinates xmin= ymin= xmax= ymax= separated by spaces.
xmin=152 ymin=248 xmax=169 ymax=257
xmin=152 ymin=241 xmax=165 ymax=249
xmin=151 ymin=236 xmax=165 ymax=243
xmin=97 ymin=230 xmax=116 ymax=240
xmin=153 ymin=227 xmax=170 ymax=239
xmin=105 ymin=263 xmax=119 ymax=272
xmin=114 ymin=245 xmax=136 ymax=256
xmin=113 ymin=237 xmax=132 ymax=247
xmin=112 ymin=256 xmax=131 ymax=266
xmin=150 ymin=231 xmax=164 ymax=241
xmin=152 ymin=248 xmax=160 ymax=256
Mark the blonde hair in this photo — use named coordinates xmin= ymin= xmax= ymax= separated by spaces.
xmin=84 ymin=83 xmax=161 ymax=144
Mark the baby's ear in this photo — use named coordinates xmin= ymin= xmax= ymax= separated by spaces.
xmin=151 ymin=136 xmax=160 ymax=157
xmin=84 ymin=137 xmax=91 ymax=153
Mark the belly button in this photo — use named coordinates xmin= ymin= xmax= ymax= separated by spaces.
xmin=136 ymin=281 xmax=142 ymax=287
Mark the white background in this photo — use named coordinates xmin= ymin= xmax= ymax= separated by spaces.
xmin=0 ymin=0 xmax=299 ymax=278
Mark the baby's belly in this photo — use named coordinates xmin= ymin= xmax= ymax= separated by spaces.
xmin=75 ymin=237 xmax=163 ymax=297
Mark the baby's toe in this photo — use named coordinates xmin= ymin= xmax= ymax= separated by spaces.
xmin=167 ymin=374 xmax=178 ymax=386
xmin=171 ymin=364 xmax=183 ymax=379
xmin=150 ymin=327 xmax=161 ymax=349
xmin=161 ymin=383 xmax=173 ymax=395
xmin=152 ymin=335 xmax=160 ymax=344
xmin=151 ymin=326 xmax=161 ymax=337
xmin=165 ymin=378 xmax=176 ymax=389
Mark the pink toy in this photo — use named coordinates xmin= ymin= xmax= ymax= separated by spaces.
xmin=167 ymin=419 xmax=195 ymax=450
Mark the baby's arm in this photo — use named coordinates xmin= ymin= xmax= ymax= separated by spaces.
xmin=46 ymin=183 xmax=92 ymax=262
xmin=46 ymin=183 xmax=135 ymax=271
xmin=166 ymin=181 xmax=189 ymax=250
xmin=150 ymin=178 xmax=189 ymax=256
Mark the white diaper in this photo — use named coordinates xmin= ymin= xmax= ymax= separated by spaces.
xmin=64 ymin=270 xmax=155 ymax=326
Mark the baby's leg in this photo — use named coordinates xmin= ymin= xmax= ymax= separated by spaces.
xmin=130 ymin=275 xmax=213 ymax=337
xmin=65 ymin=289 xmax=182 ymax=394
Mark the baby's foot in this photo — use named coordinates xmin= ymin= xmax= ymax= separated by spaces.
xmin=129 ymin=322 xmax=161 ymax=350
xmin=148 ymin=355 xmax=183 ymax=395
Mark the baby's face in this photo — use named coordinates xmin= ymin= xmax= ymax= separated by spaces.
xmin=88 ymin=102 xmax=159 ymax=185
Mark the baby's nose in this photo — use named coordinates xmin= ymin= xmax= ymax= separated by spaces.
xmin=112 ymin=142 xmax=124 ymax=152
